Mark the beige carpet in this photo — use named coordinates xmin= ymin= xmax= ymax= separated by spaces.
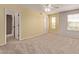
xmin=0 ymin=33 xmax=79 ymax=54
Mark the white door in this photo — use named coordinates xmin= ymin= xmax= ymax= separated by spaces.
xmin=15 ymin=12 xmax=19 ymax=40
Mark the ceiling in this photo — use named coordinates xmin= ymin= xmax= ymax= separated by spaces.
xmin=21 ymin=4 xmax=79 ymax=14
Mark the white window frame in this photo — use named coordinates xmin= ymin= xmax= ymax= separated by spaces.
xmin=51 ymin=16 xmax=56 ymax=29
xmin=67 ymin=13 xmax=79 ymax=31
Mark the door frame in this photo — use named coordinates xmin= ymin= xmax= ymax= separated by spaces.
xmin=14 ymin=11 xmax=21 ymax=40
xmin=5 ymin=8 xmax=21 ymax=44
xmin=44 ymin=14 xmax=49 ymax=33
xmin=5 ymin=9 xmax=14 ymax=37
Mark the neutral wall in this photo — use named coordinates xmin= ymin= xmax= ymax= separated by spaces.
xmin=0 ymin=8 xmax=5 ymax=45
xmin=49 ymin=9 xmax=79 ymax=39
xmin=0 ymin=5 xmax=46 ymax=46
xmin=21 ymin=7 xmax=46 ymax=39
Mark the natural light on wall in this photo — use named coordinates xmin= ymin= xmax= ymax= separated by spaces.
xmin=67 ymin=13 xmax=79 ymax=31
xmin=52 ymin=17 xmax=56 ymax=29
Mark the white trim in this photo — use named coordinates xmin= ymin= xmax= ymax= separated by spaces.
xmin=5 ymin=8 xmax=14 ymax=37
xmin=5 ymin=8 xmax=7 ymax=45
xmin=7 ymin=34 xmax=13 ymax=37
xmin=14 ymin=11 xmax=21 ymax=40
xmin=5 ymin=8 xmax=21 ymax=45
xmin=19 ymin=12 xmax=22 ymax=40
xmin=22 ymin=32 xmax=46 ymax=40
xmin=44 ymin=14 xmax=49 ymax=33
xmin=0 ymin=42 xmax=6 ymax=46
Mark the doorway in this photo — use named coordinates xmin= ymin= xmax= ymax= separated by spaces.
xmin=6 ymin=14 xmax=14 ymax=42
xmin=5 ymin=9 xmax=21 ymax=43
xmin=6 ymin=15 xmax=13 ymax=36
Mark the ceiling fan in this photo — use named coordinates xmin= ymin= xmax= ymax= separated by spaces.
xmin=42 ymin=4 xmax=59 ymax=12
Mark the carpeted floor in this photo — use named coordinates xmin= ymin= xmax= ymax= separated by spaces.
xmin=0 ymin=33 xmax=79 ymax=54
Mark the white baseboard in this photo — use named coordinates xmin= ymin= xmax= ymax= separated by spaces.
xmin=21 ymin=32 xmax=47 ymax=40
xmin=0 ymin=42 xmax=6 ymax=46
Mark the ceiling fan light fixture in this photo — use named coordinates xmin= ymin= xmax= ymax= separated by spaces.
xmin=44 ymin=7 xmax=51 ymax=12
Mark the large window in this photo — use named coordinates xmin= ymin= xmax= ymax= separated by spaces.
xmin=67 ymin=13 xmax=79 ymax=31
xmin=51 ymin=17 xmax=56 ymax=29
